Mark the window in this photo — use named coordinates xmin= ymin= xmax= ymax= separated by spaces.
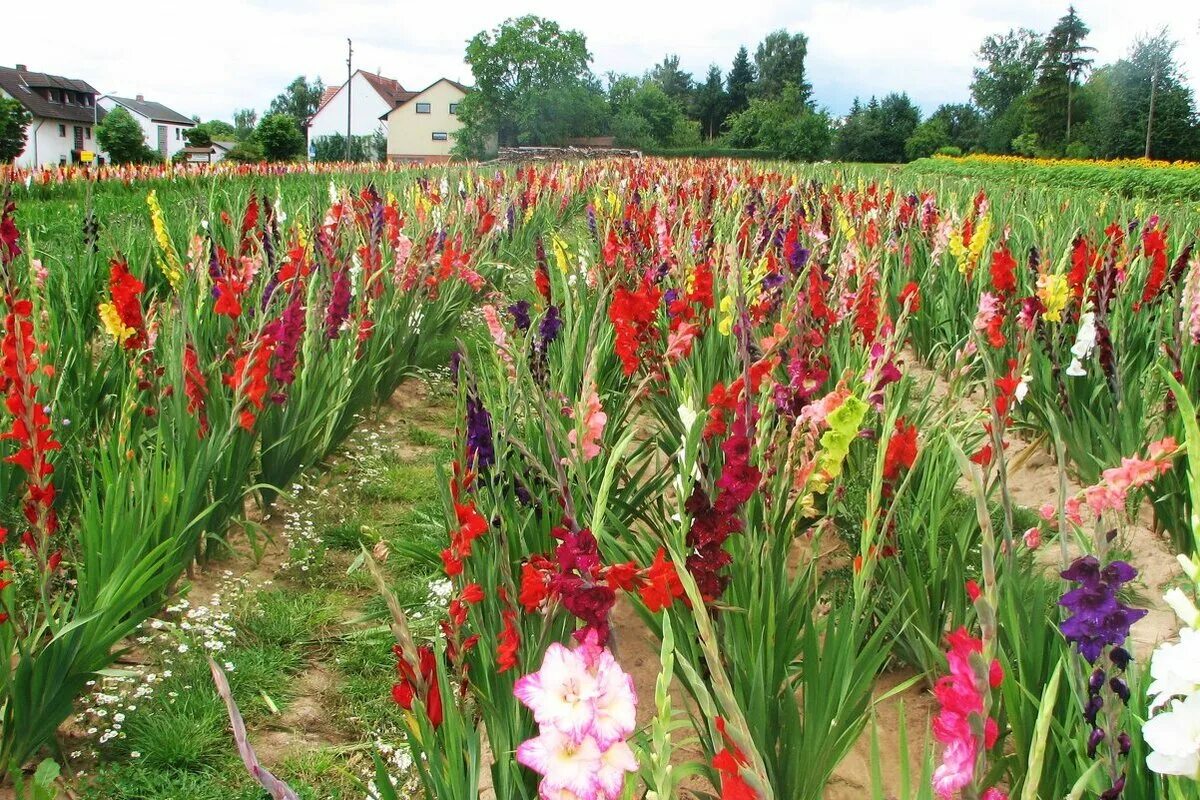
xmin=85 ymin=127 xmax=91 ymax=140
xmin=415 ymin=102 xmax=431 ymax=114
xmin=432 ymin=131 xmax=448 ymax=141
xmin=58 ymin=124 xmax=66 ymax=137
xmin=449 ymin=103 xmax=458 ymax=115
xmin=176 ymin=128 xmax=181 ymax=141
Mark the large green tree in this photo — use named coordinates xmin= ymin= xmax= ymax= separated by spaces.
xmin=96 ymin=106 xmax=159 ymax=164
xmin=649 ymin=55 xmax=694 ymax=110
xmin=232 ymin=108 xmax=258 ymax=140
xmin=610 ymin=79 xmax=690 ymax=149
xmin=1028 ymin=6 xmax=1094 ymax=149
xmin=971 ymin=28 xmax=1043 ymax=151
xmin=268 ymin=76 xmax=325 ymax=124
xmin=835 ymin=93 xmax=920 ymax=163
xmin=0 ymin=98 xmax=31 ymax=163
xmin=456 ymin=15 xmax=593 ymax=152
xmin=256 ymin=113 xmax=305 ymax=161
xmin=727 ymin=46 xmax=757 ymax=115
xmin=1085 ymin=30 xmax=1198 ymax=161
xmin=726 ymin=83 xmax=830 ymax=160
xmin=695 ymin=65 xmax=730 ymax=140
xmin=753 ymin=30 xmax=812 ymax=104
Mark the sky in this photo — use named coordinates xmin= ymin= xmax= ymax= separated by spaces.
xmin=11 ymin=0 xmax=1200 ymax=122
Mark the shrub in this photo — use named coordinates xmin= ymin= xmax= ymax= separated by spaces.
xmin=256 ymin=114 xmax=305 ymax=162
xmin=96 ymin=106 xmax=160 ymax=164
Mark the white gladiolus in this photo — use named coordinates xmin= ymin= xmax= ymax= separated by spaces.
xmin=1144 ymin=693 xmax=1200 ymax=779
xmin=1148 ymin=628 xmax=1200 ymax=710
xmin=1165 ymin=587 xmax=1200 ymax=629
xmin=1065 ymin=311 xmax=1097 ymax=377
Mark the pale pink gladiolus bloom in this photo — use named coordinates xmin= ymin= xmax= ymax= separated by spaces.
xmin=513 ymin=644 xmax=599 ymax=740
xmin=567 ymin=387 xmax=607 ymax=462
xmin=515 ymin=727 xmax=602 ymax=797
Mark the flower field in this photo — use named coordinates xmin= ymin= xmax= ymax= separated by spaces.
xmin=1 ymin=157 xmax=1199 ymax=800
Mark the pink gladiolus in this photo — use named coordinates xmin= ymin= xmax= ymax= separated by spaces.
xmin=567 ymin=386 xmax=607 ymax=462
xmin=514 ymin=634 xmax=637 ymax=800
xmin=1023 ymin=527 xmax=1041 ymax=550
xmin=932 ymin=627 xmax=1003 ymax=799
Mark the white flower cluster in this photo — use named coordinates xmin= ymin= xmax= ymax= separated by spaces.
xmin=1145 ymin=555 xmax=1200 ymax=780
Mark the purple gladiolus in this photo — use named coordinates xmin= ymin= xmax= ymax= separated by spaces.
xmin=1059 ymin=556 xmax=1147 ymax=663
xmin=465 ymin=393 xmax=495 ymax=471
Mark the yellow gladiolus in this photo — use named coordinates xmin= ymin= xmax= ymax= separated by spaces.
xmin=98 ymin=302 xmax=134 ymax=343
xmin=1037 ymin=273 xmax=1070 ymax=322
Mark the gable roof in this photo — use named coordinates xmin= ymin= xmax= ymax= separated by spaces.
xmin=0 ymin=65 xmax=99 ymax=123
xmin=106 ymin=95 xmax=194 ymax=126
xmin=379 ymin=78 xmax=472 ymax=120
xmin=312 ymin=70 xmax=408 ymax=120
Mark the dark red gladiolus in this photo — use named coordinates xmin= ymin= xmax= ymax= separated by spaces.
xmin=183 ymin=344 xmax=209 ymax=437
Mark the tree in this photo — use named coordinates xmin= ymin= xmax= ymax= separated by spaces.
xmin=0 ymin=98 xmax=31 ymax=163
xmin=516 ymin=79 xmax=609 ymax=146
xmin=695 ymin=65 xmax=730 ymax=140
xmin=727 ymin=46 xmax=756 ymax=115
xmin=1029 ymin=6 xmax=1094 ymax=149
xmin=611 ymin=80 xmax=688 ymax=149
xmin=904 ymin=118 xmax=951 ymax=160
xmin=927 ymin=103 xmax=984 ymax=152
xmin=256 ymin=113 xmax=305 ymax=161
xmin=223 ymin=139 xmax=265 ymax=163
xmin=1084 ymin=30 xmax=1198 ymax=161
xmin=834 ymin=93 xmax=920 ymax=162
xmin=971 ymin=29 xmax=1043 ymax=117
xmin=268 ymin=76 xmax=325 ymax=123
xmin=971 ymin=28 xmax=1043 ymax=151
xmin=96 ymin=106 xmax=158 ymax=164
xmin=312 ymin=131 xmax=386 ymax=161
xmin=649 ymin=55 xmax=694 ymax=110
xmin=753 ymin=30 xmax=812 ymax=104
xmin=458 ymin=15 xmax=593 ymax=151
xmin=726 ymin=83 xmax=830 ymax=160
xmin=233 ymin=108 xmax=258 ymax=140
xmin=184 ymin=127 xmax=212 ymax=148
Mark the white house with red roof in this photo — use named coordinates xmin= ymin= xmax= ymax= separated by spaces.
xmin=305 ymin=70 xmax=408 ymax=157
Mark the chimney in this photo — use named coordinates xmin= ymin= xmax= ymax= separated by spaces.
xmin=136 ymin=94 xmax=144 ymax=101
xmin=16 ymin=64 xmax=27 ymax=71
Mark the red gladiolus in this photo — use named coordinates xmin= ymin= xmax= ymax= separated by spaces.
xmin=0 ymin=201 xmax=21 ymax=265
xmin=496 ymin=607 xmax=519 ymax=672
xmin=989 ymin=246 xmax=1017 ymax=298
xmin=183 ymin=344 xmax=209 ymax=437
xmin=1 ymin=286 xmax=62 ymax=553
xmin=1140 ymin=225 xmax=1168 ymax=306
xmin=640 ymin=548 xmax=686 ymax=612
xmin=899 ymin=281 xmax=921 ymax=313
xmin=106 ymin=258 xmax=147 ymax=349
xmin=1069 ymin=236 xmax=1096 ymax=300
xmin=883 ymin=419 xmax=918 ymax=481
xmin=713 ymin=717 xmax=757 ymax=800
xmin=609 ymin=280 xmax=662 ymax=376
xmin=226 ymin=335 xmax=276 ymax=431
xmin=391 ymin=644 xmax=443 ymax=728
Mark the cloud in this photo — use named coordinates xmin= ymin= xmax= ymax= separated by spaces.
xmin=9 ymin=0 xmax=1200 ymax=121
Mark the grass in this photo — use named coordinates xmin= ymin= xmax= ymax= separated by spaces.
xmin=73 ymin=389 xmax=458 ymax=799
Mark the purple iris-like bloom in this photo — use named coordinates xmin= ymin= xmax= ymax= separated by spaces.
xmin=538 ymin=305 xmax=562 ymax=345
xmin=449 ymin=348 xmax=462 ymax=384
xmin=1059 ymin=556 xmax=1147 ymax=663
xmin=324 ymin=265 xmax=351 ymax=340
xmin=508 ymin=300 xmax=532 ymax=331
xmin=465 ymin=393 xmax=494 ymax=471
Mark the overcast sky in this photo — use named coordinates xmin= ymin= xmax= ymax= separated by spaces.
xmin=11 ymin=0 xmax=1200 ymax=122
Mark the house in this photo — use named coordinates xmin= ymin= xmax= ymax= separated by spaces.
xmin=98 ymin=94 xmax=195 ymax=160
xmin=0 ymin=64 xmax=103 ymax=168
xmin=182 ymin=140 xmax=235 ymax=164
xmin=380 ymin=78 xmax=473 ymax=164
xmin=306 ymin=70 xmax=407 ymax=157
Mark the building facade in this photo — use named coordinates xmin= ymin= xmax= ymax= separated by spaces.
xmin=381 ymin=79 xmax=471 ymax=163
xmin=98 ymin=95 xmax=195 ymax=160
xmin=0 ymin=64 xmax=102 ymax=167
xmin=306 ymin=71 xmax=407 ymax=157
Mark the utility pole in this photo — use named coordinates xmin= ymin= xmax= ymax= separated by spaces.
xmin=1145 ymin=70 xmax=1158 ymax=159
xmin=346 ymin=38 xmax=353 ymax=161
